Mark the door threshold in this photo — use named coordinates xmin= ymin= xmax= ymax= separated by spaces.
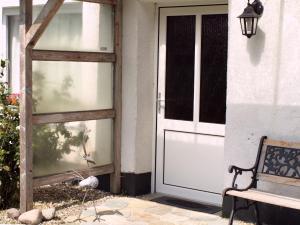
xmin=150 ymin=195 xmax=221 ymax=214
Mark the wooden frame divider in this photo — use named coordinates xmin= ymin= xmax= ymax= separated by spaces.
xmin=33 ymin=164 xmax=114 ymax=187
xmin=32 ymin=50 xmax=116 ymax=62
xmin=75 ymin=0 xmax=117 ymax=4
xmin=33 ymin=109 xmax=116 ymax=124
xmin=20 ymin=0 xmax=122 ymax=212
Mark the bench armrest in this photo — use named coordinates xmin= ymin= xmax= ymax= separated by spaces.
xmin=228 ymin=165 xmax=254 ymax=174
xmin=223 ymin=165 xmax=257 ymax=196
xmin=224 ymin=136 xmax=267 ymax=196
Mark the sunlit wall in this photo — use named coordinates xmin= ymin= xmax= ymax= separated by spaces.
xmin=225 ymin=0 xmax=300 ymax=198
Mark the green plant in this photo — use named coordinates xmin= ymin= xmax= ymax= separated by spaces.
xmin=0 ymin=60 xmax=20 ymax=208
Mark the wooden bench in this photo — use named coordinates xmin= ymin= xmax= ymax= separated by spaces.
xmin=223 ymin=136 xmax=300 ymax=225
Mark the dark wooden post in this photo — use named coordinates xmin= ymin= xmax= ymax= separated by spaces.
xmin=111 ymin=0 xmax=122 ymax=194
xmin=20 ymin=0 xmax=33 ymax=213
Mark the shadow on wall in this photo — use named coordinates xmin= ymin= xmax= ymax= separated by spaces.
xmin=246 ymin=27 xmax=266 ymax=66
xmin=246 ymin=0 xmax=285 ymax=67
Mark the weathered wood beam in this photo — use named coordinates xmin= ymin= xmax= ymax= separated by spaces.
xmin=20 ymin=0 xmax=33 ymax=213
xmin=26 ymin=0 xmax=64 ymax=48
xmin=33 ymin=164 xmax=114 ymax=187
xmin=32 ymin=50 xmax=116 ymax=62
xmin=75 ymin=0 xmax=117 ymax=4
xmin=110 ymin=0 xmax=122 ymax=194
xmin=33 ymin=109 xmax=116 ymax=124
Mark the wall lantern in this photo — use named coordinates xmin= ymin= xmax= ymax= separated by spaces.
xmin=238 ymin=0 xmax=264 ymax=38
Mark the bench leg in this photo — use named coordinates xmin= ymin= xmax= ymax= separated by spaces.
xmin=253 ymin=202 xmax=261 ymax=225
xmin=228 ymin=196 xmax=237 ymax=225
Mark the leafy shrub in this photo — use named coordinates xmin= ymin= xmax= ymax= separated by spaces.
xmin=0 ymin=60 xmax=20 ymax=208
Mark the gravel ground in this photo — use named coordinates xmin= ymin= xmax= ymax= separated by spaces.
xmin=0 ymin=184 xmax=253 ymax=225
xmin=0 ymin=183 xmax=113 ymax=224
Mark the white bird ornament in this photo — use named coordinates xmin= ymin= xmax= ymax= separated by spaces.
xmin=79 ymin=176 xmax=99 ymax=189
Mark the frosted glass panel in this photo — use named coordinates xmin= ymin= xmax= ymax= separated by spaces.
xmin=33 ymin=61 xmax=113 ymax=113
xmin=8 ymin=16 xmax=20 ymax=93
xmin=33 ymin=119 xmax=113 ymax=177
xmin=33 ymin=2 xmax=114 ymax=52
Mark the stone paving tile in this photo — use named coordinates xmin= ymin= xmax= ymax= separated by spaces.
xmin=145 ymin=205 xmax=172 ymax=216
xmin=103 ymin=199 xmax=129 ymax=210
xmin=81 ymin=222 xmax=107 ymax=225
xmin=81 ymin=208 xmax=98 ymax=217
xmin=72 ymin=197 xmax=253 ymax=225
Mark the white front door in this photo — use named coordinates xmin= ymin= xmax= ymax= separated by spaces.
xmin=156 ymin=5 xmax=228 ymax=206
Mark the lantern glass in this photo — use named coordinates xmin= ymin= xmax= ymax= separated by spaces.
xmin=245 ymin=18 xmax=253 ymax=34
xmin=239 ymin=17 xmax=258 ymax=38
xmin=240 ymin=18 xmax=245 ymax=34
xmin=253 ymin=17 xmax=258 ymax=34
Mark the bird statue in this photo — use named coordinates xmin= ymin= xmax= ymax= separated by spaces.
xmin=71 ymin=127 xmax=102 ymax=222
xmin=79 ymin=176 xmax=99 ymax=189
xmin=61 ymin=127 xmax=101 ymax=222
xmin=75 ymin=175 xmax=101 ymax=222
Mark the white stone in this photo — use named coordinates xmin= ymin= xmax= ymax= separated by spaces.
xmin=42 ymin=207 xmax=56 ymax=221
xmin=7 ymin=208 xmax=20 ymax=220
xmin=18 ymin=209 xmax=42 ymax=225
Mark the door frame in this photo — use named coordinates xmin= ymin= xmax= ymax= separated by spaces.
xmin=152 ymin=2 xmax=229 ymax=204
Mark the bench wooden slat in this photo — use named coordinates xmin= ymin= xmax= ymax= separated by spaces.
xmin=257 ymin=173 xmax=300 ymax=187
xmin=227 ymin=189 xmax=300 ymax=210
xmin=264 ymin=139 xmax=300 ymax=149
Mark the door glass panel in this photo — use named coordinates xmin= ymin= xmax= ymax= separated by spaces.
xmin=199 ymin=14 xmax=228 ymax=124
xmin=165 ymin=16 xmax=195 ymax=121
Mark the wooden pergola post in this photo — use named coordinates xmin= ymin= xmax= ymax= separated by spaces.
xmin=19 ymin=0 xmax=122 ymax=211
xmin=110 ymin=0 xmax=122 ymax=194
xmin=19 ymin=0 xmax=33 ymax=213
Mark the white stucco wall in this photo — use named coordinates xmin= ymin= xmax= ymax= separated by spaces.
xmin=225 ymin=0 xmax=300 ymax=196
xmin=122 ymin=0 xmax=156 ymax=173
xmin=3 ymin=0 xmax=300 ymax=194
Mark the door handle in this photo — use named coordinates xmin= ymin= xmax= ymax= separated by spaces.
xmin=157 ymin=93 xmax=165 ymax=114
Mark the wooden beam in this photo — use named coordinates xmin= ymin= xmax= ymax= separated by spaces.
xmin=33 ymin=109 xmax=115 ymax=124
xmin=26 ymin=0 xmax=64 ymax=48
xmin=110 ymin=0 xmax=122 ymax=194
xmin=76 ymin=0 xmax=117 ymax=4
xmin=265 ymin=139 xmax=300 ymax=149
xmin=226 ymin=189 xmax=300 ymax=210
xmin=257 ymin=173 xmax=300 ymax=187
xmin=33 ymin=164 xmax=114 ymax=187
xmin=32 ymin=50 xmax=116 ymax=62
xmin=20 ymin=0 xmax=33 ymax=213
